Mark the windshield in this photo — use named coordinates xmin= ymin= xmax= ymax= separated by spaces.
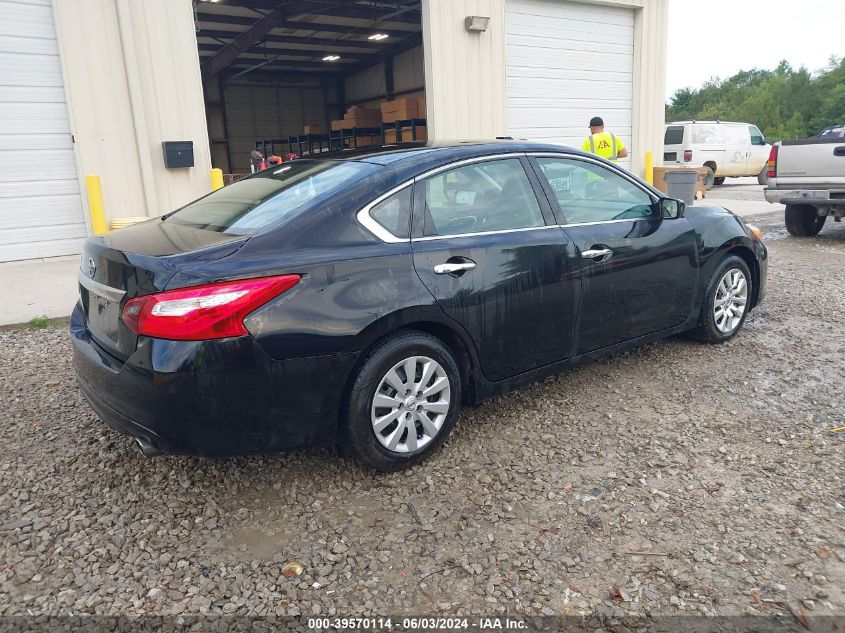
xmin=818 ymin=125 xmax=844 ymax=138
xmin=165 ymin=160 xmax=378 ymax=234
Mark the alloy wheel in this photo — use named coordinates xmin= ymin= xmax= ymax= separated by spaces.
xmin=371 ymin=356 xmax=451 ymax=454
xmin=713 ymin=268 xmax=748 ymax=334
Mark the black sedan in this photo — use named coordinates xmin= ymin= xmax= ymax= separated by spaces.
xmin=72 ymin=142 xmax=767 ymax=470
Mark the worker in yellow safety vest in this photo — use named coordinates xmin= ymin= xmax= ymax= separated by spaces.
xmin=581 ymin=116 xmax=628 ymax=162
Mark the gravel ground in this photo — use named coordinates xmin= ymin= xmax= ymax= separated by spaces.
xmin=1 ymin=210 xmax=843 ymax=625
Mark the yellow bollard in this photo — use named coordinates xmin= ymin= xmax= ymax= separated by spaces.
xmin=644 ymin=151 xmax=654 ymax=186
xmin=84 ymin=174 xmax=109 ymax=235
xmin=211 ymin=168 xmax=225 ymax=191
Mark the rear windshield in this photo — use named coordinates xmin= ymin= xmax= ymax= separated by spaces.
xmin=664 ymin=126 xmax=684 ymax=145
xmin=165 ymin=160 xmax=378 ymax=234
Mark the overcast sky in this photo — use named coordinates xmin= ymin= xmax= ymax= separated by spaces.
xmin=666 ymin=0 xmax=845 ymax=100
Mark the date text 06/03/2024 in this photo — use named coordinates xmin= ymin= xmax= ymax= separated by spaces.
xmin=306 ymin=617 xmax=528 ymax=630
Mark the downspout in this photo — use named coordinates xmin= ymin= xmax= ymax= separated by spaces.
xmin=116 ymin=0 xmax=160 ymax=217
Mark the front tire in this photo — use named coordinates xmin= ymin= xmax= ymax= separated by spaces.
xmin=713 ymin=177 xmax=726 ymax=186
xmin=342 ymin=330 xmax=462 ymax=471
xmin=690 ymin=255 xmax=752 ymax=343
xmin=785 ymin=204 xmax=826 ymax=237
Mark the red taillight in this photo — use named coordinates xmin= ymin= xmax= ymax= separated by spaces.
xmin=767 ymin=145 xmax=778 ymax=178
xmin=683 ymin=149 xmax=693 ymax=162
xmin=121 ymin=275 xmax=301 ymax=341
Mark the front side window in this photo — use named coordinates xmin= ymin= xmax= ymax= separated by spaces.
xmin=166 ymin=160 xmax=377 ymax=234
xmin=749 ymin=126 xmax=765 ymax=145
xmin=536 ymin=158 xmax=654 ymax=224
xmin=422 ymin=159 xmax=545 ymax=237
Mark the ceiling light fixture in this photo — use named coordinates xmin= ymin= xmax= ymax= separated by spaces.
xmin=322 ymin=55 xmax=340 ymax=62
xmin=368 ymin=33 xmax=389 ymax=41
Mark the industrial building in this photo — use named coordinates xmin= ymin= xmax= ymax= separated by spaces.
xmin=0 ymin=0 xmax=667 ymax=262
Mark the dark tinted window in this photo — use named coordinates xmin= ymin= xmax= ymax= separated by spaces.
xmin=818 ymin=125 xmax=844 ymax=138
xmin=536 ymin=158 xmax=654 ymax=224
xmin=166 ymin=160 xmax=377 ymax=234
xmin=422 ymin=159 xmax=544 ymax=237
xmin=369 ymin=187 xmax=412 ymax=238
xmin=664 ymin=126 xmax=684 ymax=145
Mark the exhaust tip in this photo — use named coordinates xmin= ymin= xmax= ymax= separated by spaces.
xmin=135 ymin=437 xmax=163 ymax=458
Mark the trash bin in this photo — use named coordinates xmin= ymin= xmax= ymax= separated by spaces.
xmin=664 ymin=170 xmax=699 ymax=205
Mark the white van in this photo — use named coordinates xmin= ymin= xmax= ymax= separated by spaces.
xmin=663 ymin=121 xmax=772 ymax=188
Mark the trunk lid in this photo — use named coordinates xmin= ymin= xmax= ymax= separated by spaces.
xmin=775 ymin=139 xmax=845 ymax=186
xmin=78 ymin=218 xmax=247 ymax=361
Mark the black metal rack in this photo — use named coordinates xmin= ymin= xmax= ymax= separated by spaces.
xmin=329 ymin=127 xmax=383 ymax=150
xmin=382 ymin=118 xmax=427 ymax=143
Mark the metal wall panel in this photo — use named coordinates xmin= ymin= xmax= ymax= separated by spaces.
xmin=224 ymin=83 xmax=327 ymax=172
xmin=0 ymin=0 xmax=85 ymax=262
xmin=506 ymin=0 xmax=634 ymax=170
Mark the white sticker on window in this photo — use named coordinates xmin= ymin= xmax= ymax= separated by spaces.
xmin=455 ymin=190 xmax=477 ymax=205
xmin=549 ymin=177 xmax=571 ymax=193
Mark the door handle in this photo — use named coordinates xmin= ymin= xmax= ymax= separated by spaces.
xmin=834 ymin=146 xmax=845 ymax=157
xmin=581 ymin=248 xmax=613 ymax=261
xmin=434 ymin=260 xmax=476 ymax=274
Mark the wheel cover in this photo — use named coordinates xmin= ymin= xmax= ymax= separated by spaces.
xmin=713 ymin=268 xmax=748 ymax=334
xmin=371 ymin=356 xmax=451 ymax=454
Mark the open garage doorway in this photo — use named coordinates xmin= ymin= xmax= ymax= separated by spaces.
xmin=192 ymin=0 xmax=425 ymax=176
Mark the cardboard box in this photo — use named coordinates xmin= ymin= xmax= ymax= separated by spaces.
xmin=417 ymin=96 xmax=426 ymax=118
xmin=303 ymin=124 xmax=322 ymax=134
xmin=344 ymin=106 xmax=381 ymax=128
xmin=353 ymin=135 xmax=381 ymax=147
xmin=385 ymin=126 xmax=427 ymax=143
xmin=380 ymin=97 xmax=419 ymax=123
xmin=331 ymin=119 xmax=344 ymax=131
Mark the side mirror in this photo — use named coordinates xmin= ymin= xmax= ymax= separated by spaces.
xmin=661 ymin=197 xmax=685 ymax=219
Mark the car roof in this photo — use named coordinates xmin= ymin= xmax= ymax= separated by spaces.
xmin=296 ymin=140 xmax=595 ymax=179
xmin=667 ymin=121 xmax=752 ymax=126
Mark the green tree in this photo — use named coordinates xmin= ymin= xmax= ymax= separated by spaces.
xmin=666 ymin=57 xmax=843 ymax=141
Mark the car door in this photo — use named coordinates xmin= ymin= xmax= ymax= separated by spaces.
xmin=747 ymin=125 xmax=769 ymax=175
xmin=529 ymin=154 xmax=699 ymax=355
xmin=724 ymin=125 xmax=750 ymax=176
xmin=411 ymin=155 xmax=582 ymax=382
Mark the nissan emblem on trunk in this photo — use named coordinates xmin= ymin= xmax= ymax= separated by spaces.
xmin=87 ymin=257 xmax=96 ymax=278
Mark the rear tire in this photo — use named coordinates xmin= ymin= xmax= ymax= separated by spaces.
xmin=703 ymin=166 xmax=716 ymax=190
xmin=785 ymin=204 xmax=826 ymax=237
xmin=713 ymin=177 xmax=725 ymax=186
xmin=690 ymin=255 xmax=752 ymax=344
xmin=342 ymin=330 xmax=462 ymax=471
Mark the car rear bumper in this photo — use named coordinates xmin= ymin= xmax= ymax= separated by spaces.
xmin=70 ymin=304 xmax=358 ymax=456
xmin=764 ymin=188 xmax=845 ymax=206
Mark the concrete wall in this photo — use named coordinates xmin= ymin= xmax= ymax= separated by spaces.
xmin=52 ymin=0 xmax=212 ymax=222
xmin=422 ymin=0 xmax=667 ymax=176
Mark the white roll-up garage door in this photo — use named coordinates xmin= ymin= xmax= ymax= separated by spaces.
xmin=506 ymin=0 xmax=634 ymax=170
xmin=0 ymin=0 xmax=86 ymax=262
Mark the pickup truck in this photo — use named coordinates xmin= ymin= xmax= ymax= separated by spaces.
xmin=764 ymin=129 xmax=845 ymax=236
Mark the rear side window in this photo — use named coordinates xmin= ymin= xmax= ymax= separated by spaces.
xmin=166 ymin=160 xmax=377 ymax=234
xmin=369 ymin=187 xmax=412 ymax=238
xmin=664 ymin=126 xmax=684 ymax=145
xmin=422 ymin=159 xmax=544 ymax=237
